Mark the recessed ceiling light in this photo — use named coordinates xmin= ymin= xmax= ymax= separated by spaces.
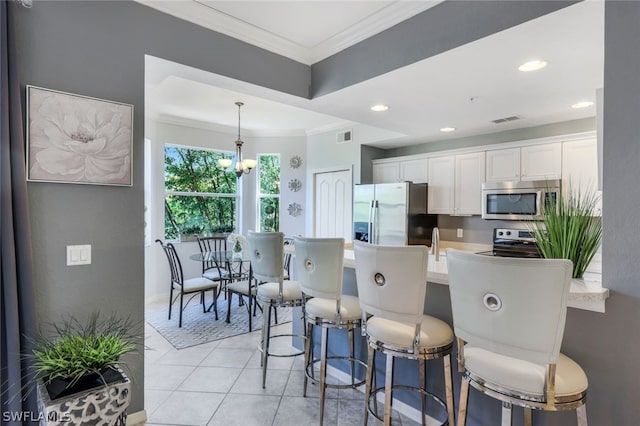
xmin=518 ymin=60 xmax=548 ymax=72
xmin=440 ymin=127 xmax=456 ymax=132
xmin=370 ymin=104 xmax=389 ymax=112
xmin=571 ymin=101 xmax=594 ymax=109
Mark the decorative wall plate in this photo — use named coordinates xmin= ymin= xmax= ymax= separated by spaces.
xmin=289 ymin=155 xmax=302 ymax=169
xmin=288 ymin=178 xmax=302 ymax=192
xmin=287 ymin=202 xmax=302 ymax=217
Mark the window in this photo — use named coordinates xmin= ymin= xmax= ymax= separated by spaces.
xmin=164 ymin=145 xmax=238 ymax=239
xmin=257 ymin=154 xmax=280 ymax=232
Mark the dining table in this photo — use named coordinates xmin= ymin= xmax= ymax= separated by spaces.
xmin=189 ymin=250 xmax=255 ymax=326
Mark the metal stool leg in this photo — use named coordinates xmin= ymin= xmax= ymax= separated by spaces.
xmin=444 ymin=353 xmax=455 ymax=426
xmin=501 ymin=402 xmax=512 ymax=426
xmin=577 ymin=405 xmax=588 ymax=426
xmin=419 ymin=358 xmax=427 ymax=426
xmin=303 ymin=320 xmax=314 ymax=397
xmin=319 ymin=326 xmax=329 ymax=425
xmin=349 ymin=328 xmax=355 ymax=387
xmin=384 ymin=354 xmax=394 ymax=426
xmin=364 ymin=345 xmax=375 ymax=426
xmin=457 ymin=378 xmax=469 ymax=426
xmin=261 ymin=303 xmax=272 ymax=388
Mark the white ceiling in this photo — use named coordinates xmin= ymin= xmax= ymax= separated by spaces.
xmin=143 ymin=0 xmax=604 ymax=149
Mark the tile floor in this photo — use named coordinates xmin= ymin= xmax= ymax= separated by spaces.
xmin=144 ymin=315 xmax=424 ymax=425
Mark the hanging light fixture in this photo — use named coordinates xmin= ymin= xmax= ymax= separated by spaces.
xmin=218 ymin=102 xmax=257 ymax=177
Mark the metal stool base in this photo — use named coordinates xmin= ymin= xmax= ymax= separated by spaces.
xmin=367 ymin=384 xmax=449 ymax=426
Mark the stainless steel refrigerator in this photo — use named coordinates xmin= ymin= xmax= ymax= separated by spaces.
xmin=353 ymin=182 xmax=438 ymax=246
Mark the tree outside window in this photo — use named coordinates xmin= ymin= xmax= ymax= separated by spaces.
xmin=164 ymin=145 xmax=238 ymax=239
xmin=258 ymin=154 xmax=280 ymax=232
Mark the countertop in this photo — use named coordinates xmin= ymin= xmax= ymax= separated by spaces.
xmin=341 ymin=241 xmax=609 ymax=313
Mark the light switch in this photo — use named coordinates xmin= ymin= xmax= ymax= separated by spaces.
xmin=67 ymin=244 xmax=91 ymax=266
xmin=457 ymin=228 xmax=464 ymax=238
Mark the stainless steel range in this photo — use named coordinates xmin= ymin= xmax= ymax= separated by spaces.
xmin=476 ymin=228 xmax=541 ymax=258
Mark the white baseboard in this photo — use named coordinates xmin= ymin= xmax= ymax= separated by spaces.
xmin=325 ymin=364 xmax=439 ymax=424
xmin=126 ymin=409 xmax=147 ymax=426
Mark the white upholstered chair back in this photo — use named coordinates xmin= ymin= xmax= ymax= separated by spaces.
xmin=294 ymin=237 xmax=345 ymax=300
xmin=446 ymin=249 xmax=573 ymax=365
xmin=248 ymin=231 xmax=284 ymax=284
xmin=353 ymin=241 xmax=429 ymax=326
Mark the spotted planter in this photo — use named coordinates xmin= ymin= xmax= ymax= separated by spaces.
xmin=37 ymin=366 xmax=131 ymax=426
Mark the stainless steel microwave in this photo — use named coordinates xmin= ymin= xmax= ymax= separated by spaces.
xmin=481 ymin=180 xmax=560 ymax=220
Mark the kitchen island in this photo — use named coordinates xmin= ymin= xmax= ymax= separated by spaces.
xmin=340 ymin=242 xmax=609 ymax=313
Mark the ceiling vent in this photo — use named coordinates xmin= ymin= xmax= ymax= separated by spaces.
xmin=336 ymin=129 xmax=352 ymax=144
xmin=491 ymin=115 xmax=522 ymax=124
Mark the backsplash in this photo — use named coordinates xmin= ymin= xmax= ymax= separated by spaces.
xmin=436 ymin=215 xmax=531 ymax=244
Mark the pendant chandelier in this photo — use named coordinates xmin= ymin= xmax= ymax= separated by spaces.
xmin=218 ymin=102 xmax=257 ymax=178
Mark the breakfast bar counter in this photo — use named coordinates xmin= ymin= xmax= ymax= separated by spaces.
xmin=340 ymin=243 xmax=609 ymax=313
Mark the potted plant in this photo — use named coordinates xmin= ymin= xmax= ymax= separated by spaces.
xmin=27 ymin=312 xmax=140 ymax=425
xmin=527 ymin=185 xmax=602 ymax=278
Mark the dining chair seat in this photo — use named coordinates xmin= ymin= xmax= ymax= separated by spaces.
xmin=226 ymin=280 xmax=257 ymax=296
xmin=304 ymin=295 xmax=361 ymax=322
xmin=464 ymin=346 xmax=588 ymax=399
xmin=256 ymin=281 xmax=302 ymax=302
xmin=366 ymin=315 xmax=454 ymax=353
xmin=203 ymin=268 xmax=230 ymax=281
xmin=180 ymin=277 xmax=222 ymax=293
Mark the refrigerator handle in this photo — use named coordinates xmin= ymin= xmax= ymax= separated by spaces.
xmin=367 ymin=200 xmax=374 ymax=244
xmin=371 ymin=200 xmax=379 ymax=244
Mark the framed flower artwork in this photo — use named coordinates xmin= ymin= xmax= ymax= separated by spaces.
xmin=26 ymin=85 xmax=134 ymax=186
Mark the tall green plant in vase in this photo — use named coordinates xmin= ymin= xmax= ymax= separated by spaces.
xmin=528 ymin=185 xmax=602 ymax=278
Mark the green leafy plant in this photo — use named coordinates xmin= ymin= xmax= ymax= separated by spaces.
xmin=527 ymin=186 xmax=602 ymax=278
xmin=28 ymin=312 xmax=139 ymax=391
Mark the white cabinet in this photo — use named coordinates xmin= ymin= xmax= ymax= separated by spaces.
xmin=485 ymin=148 xmax=520 ymax=181
xmin=373 ymin=157 xmax=428 ymax=183
xmin=427 ymin=156 xmax=455 ymax=214
xmin=485 ymin=143 xmax=561 ymax=182
xmin=372 ymin=161 xmax=399 ymax=183
xmin=520 ymin=143 xmax=561 ymax=180
xmin=455 ymin=152 xmax=485 ymax=215
xmin=399 ymin=157 xmax=428 ymax=183
xmin=562 ymin=138 xmax=602 ymax=215
xmin=428 ymin=152 xmax=484 ymax=215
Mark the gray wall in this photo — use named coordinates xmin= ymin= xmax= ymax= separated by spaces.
xmin=311 ymin=1 xmax=577 ymax=96
xmin=12 ymin=0 xmax=640 ymax=424
xmin=12 ymin=0 xmax=310 ymax=414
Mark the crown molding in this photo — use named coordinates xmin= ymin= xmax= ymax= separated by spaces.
xmin=309 ymin=2 xmax=440 ymax=64
xmin=149 ymin=113 xmax=309 ymax=138
xmin=135 ymin=0 xmax=441 ymax=65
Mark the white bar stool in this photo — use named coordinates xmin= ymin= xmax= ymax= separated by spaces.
xmin=354 ymin=241 xmax=455 ymax=426
xmin=294 ymin=237 xmax=367 ymax=425
xmin=248 ymin=231 xmax=306 ymax=388
xmin=446 ymin=249 xmax=588 ymax=426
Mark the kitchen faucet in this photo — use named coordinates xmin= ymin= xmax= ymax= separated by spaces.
xmin=431 ymin=227 xmax=440 ymax=261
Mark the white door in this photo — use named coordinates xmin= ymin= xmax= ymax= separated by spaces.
xmin=314 ymin=169 xmax=353 ymax=241
xmin=399 ymin=158 xmax=428 ymax=183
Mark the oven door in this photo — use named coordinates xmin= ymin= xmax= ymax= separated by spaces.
xmin=482 ymin=188 xmax=543 ymax=220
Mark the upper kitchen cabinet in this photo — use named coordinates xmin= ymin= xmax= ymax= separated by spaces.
xmin=399 ymin=157 xmax=428 ymax=183
xmin=485 ymin=143 xmax=561 ymax=182
xmin=372 ymin=160 xmax=399 ymax=183
xmin=372 ymin=156 xmax=428 ymax=183
xmin=428 ymin=152 xmax=484 ymax=215
xmin=562 ymin=138 xmax=602 ymax=215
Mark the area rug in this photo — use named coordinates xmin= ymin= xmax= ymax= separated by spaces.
xmin=145 ymin=297 xmax=292 ymax=349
